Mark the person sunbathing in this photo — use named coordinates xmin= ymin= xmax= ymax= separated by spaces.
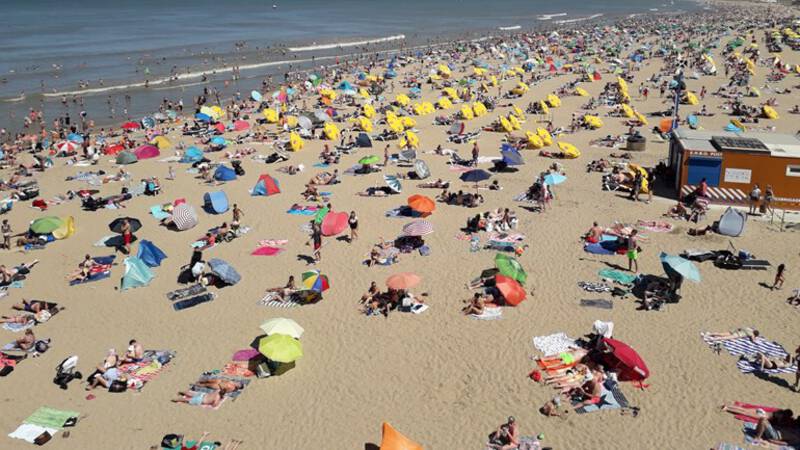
xmin=570 ymin=369 xmax=606 ymax=408
xmin=14 ymin=329 xmax=36 ymax=351
xmin=664 ymin=201 xmax=688 ymax=219
xmin=172 ymin=389 xmax=223 ymax=408
xmin=12 ymin=299 xmax=54 ymax=314
xmin=356 ymin=186 xmax=389 ymax=197
xmin=721 ymin=404 xmax=793 ymax=446
xmin=65 ymin=254 xmax=97 ymax=282
xmin=122 ymin=339 xmax=144 ymax=363
xmin=194 ymin=378 xmax=245 ymax=393
xmin=0 ymin=260 xmax=38 ymax=284
xmin=745 ymin=353 xmax=794 ymax=371
xmin=86 ymin=362 xmax=126 ymax=390
xmin=461 ymin=293 xmax=485 ymax=315
xmin=417 ymin=178 xmax=449 ymax=189
xmin=0 ymin=314 xmax=33 ymax=324
xmin=360 ymin=281 xmax=379 ymax=304
xmin=583 ymin=222 xmax=605 ymax=243
xmin=266 ymin=275 xmax=297 ymax=300
xmin=703 ymin=328 xmax=760 ymax=343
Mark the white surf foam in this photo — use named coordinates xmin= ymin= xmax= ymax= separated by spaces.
xmin=287 ymin=34 xmax=405 ymax=52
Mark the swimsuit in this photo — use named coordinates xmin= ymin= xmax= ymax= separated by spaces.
xmin=189 ymin=393 xmax=205 ymax=406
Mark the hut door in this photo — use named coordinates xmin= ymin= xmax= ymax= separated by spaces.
xmin=687 ymin=157 xmax=722 ymax=186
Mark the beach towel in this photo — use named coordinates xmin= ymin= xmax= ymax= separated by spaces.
xmin=118 ymin=350 xmax=175 ymax=390
xmin=580 ymin=298 xmax=614 ymax=309
xmin=24 ymin=406 xmax=79 ymax=429
xmin=573 ymin=382 xmax=630 ymax=414
xmin=578 ymin=281 xmax=612 ymax=293
xmin=69 ymin=267 xmax=112 ymax=285
xmin=742 ymin=422 xmax=796 ymax=449
xmin=470 ymin=307 xmax=503 ymax=320
xmin=173 ymin=293 xmax=215 ymax=311
xmin=533 ymin=333 xmax=578 ymax=356
xmin=584 ymin=240 xmax=622 ymax=255
xmin=257 ymin=292 xmax=300 ymax=308
xmin=167 ymin=284 xmax=206 ymax=301
xmin=702 ymin=335 xmax=797 ymax=374
xmin=287 ymin=205 xmax=318 ymax=216
xmin=598 ymin=269 xmax=638 ymax=285
xmin=150 ymin=205 xmax=171 ymax=220
xmin=2 ymin=321 xmax=35 ymax=332
xmin=257 ymin=239 xmax=288 ymax=247
xmin=715 ymin=444 xmax=747 ymax=450
xmin=183 ymin=375 xmax=252 ymax=409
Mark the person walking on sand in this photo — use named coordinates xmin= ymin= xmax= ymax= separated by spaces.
xmin=348 ymin=211 xmax=358 ymax=242
xmin=232 ymin=203 xmax=244 ymax=230
xmin=627 ymin=229 xmax=639 ymax=273
xmin=1 ymin=219 xmax=11 ymax=250
xmin=472 ymin=141 xmax=480 ymax=167
xmin=311 ymin=221 xmax=322 ymax=262
xmin=749 ymin=184 xmax=761 ymax=215
xmin=771 ymin=263 xmax=785 ymax=291
xmin=383 ymin=144 xmax=390 ymax=168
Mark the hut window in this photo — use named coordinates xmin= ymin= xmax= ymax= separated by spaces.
xmin=787 ymin=165 xmax=800 ymax=177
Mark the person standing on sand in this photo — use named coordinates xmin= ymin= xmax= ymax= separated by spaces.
xmin=749 ymin=184 xmax=761 ymax=215
xmin=2 ymin=219 xmax=12 ymax=250
xmin=383 ymin=144 xmax=390 ymax=168
xmin=232 ymin=203 xmax=243 ymax=230
xmin=121 ymin=219 xmax=132 ymax=254
xmin=348 ymin=211 xmax=358 ymax=242
xmin=627 ymin=229 xmax=639 ymax=273
xmin=472 ymin=141 xmax=480 ymax=167
xmin=770 ymin=264 xmax=785 ymax=291
xmin=311 ymin=221 xmax=322 ymax=262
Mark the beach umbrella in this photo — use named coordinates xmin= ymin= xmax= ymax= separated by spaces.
xmin=195 ymin=113 xmax=211 ymax=122
xmin=460 ymin=169 xmax=492 ymax=183
xmin=315 ymin=111 xmax=332 ymax=123
xmin=495 ymin=274 xmax=526 ymax=306
xmin=386 ymin=272 xmax=421 ymax=290
xmin=557 ymin=141 xmax=581 ymax=159
xmin=383 ymin=174 xmax=402 ymax=193
xmin=251 ymin=90 xmax=262 ymax=102
xmin=55 ymin=141 xmax=79 ymax=153
xmin=414 ymin=160 xmax=430 ymax=179
xmin=260 ymin=318 xmax=304 ymax=339
xmin=407 ymin=194 xmax=435 ymax=215
xmin=543 ymin=173 xmax=567 ymax=185
xmin=321 ymin=211 xmax=349 ymax=236
xmin=171 ymin=203 xmax=198 ymax=231
xmin=297 ymin=115 xmax=313 ymax=130
xmin=67 ymin=133 xmax=84 ymax=143
xmin=301 ymin=269 xmax=330 ymax=293
xmin=141 ymin=117 xmax=156 ymax=129
xmin=152 ymin=135 xmax=172 ymax=150
xmin=599 ymin=338 xmax=650 ymax=382
xmin=108 ymin=217 xmax=142 ymax=234
xmin=152 ymin=112 xmax=167 ymax=121
xmin=495 ymin=253 xmax=527 ymax=284
xmin=30 ymin=216 xmax=63 ymax=235
xmin=500 ymin=148 xmax=524 ymax=166
xmin=121 ymin=121 xmax=140 ymax=130
xmin=210 ymin=136 xmax=226 ymax=146
xmin=259 ymin=334 xmax=303 ymax=363
xmin=401 ymin=220 xmax=433 ymax=236
xmin=208 ymin=258 xmax=241 ymax=285
xmin=116 ymin=151 xmax=138 ymax=165
xmin=358 ymin=154 xmax=379 ymax=165
xmin=233 ymin=120 xmax=250 ymax=131
xmin=380 ymin=422 xmax=423 ymax=450
xmin=659 ymin=252 xmax=701 ymax=283
xmin=134 ymin=144 xmax=160 ymax=159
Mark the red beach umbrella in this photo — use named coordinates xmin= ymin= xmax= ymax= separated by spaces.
xmin=599 ymin=338 xmax=650 ymax=382
xmin=495 ymin=274 xmax=526 ymax=306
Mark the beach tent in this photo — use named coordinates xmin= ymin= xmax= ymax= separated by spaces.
xmin=213 ymin=165 xmax=237 ymax=182
xmin=180 ymin=146 xmax=204 ymax=163
xmin=171 ymin=204 xmax=198 ymax=231
xmin=379 ymin=422 xmax=423 ymax=450
xmin=116 ymin=151 xmax=138 ymax=165
xmin=599 ymin=338 xmax=650 ymax=382
xmin=134 ymin=144 xmax=160 ymax=160
xmin=203 ymin=191 xmax=229 ymax=214
xmin=252 ymin=174 xmax=281 ymax=196
xmin=137 ymin=240 xmax=167 ymax=267
xmin=356 ymin=132 xmax=372 ymax=148
xmin=717 ymin=207 xmax=746 ymax=237
xmin=121 ymin=257 xmax=154 ymax=291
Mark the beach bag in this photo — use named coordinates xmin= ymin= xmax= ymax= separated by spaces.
xmin=34 ymin=339 xmax=50 ymax=353
xmin=419 ymin=245 xmax=431 ymax=256
xmin=161 ymin=434 xmax=183 ymax=449
xmin=33 ymin=431 xmax=52 ymax=446
xmin=108 ymin=379 xmax=127 ymax=393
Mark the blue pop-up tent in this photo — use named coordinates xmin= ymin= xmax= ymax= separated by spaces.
xmin=137 ymin=240 xmax=167 ymax=267
xmin=203 ymin=191 xmax=229 ymax=214
xmin=213 ymin=165 xmax=237 ymax=181
xmin=180 ymin=146 xmax=204 ymax=163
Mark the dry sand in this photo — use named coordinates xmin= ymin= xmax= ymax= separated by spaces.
xmin=1 ymin=6 xmax=799 ymax=449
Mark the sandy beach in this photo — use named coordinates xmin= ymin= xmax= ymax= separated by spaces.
xmin=1 ymin=2 xmax=800 ymax=449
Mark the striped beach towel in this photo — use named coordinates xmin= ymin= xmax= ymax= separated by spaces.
xmin=742 ymin=422 xmax=796 ymax=449
xmin=702 ymin=335 xmax=797 ymax=375
xmin=257 ymin=293 xmax=300 ymax=308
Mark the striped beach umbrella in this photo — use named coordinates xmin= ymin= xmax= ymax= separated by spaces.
xmin=55 ymin=141 xmax=79 ymax=153
xmin=171 ymin=204 xmax=198 ymax=231
xmin=401 ymin=220 xmax=434 ymax=237
xmin=301 ymin=270 xmax=330 ymax=293
xmin=383 ymin=174 xmax=402 ymax=193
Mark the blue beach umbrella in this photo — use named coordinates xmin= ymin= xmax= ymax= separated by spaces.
xmin=660 ymin=252 xmax=701 ymax=283
xmin=251 ymin=90 xmax=262 ymax=102
xmin=67 ymin=133 xmax=84 ymax=143
xmin=460 ymin=169 xmax=492 ymax=183
xmin=195 ymin=113 xmax=211 ymax=122
xmin=543 ymin=173 xmax=567 ymax=185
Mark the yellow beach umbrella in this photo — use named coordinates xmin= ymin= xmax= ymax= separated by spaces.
xmin=401 ymin=116 xmax=416 ymax=129
xmin=575 ymin=87 xmax=589 ymax=97
xmin=472 ymin=102 xmax=488 ymax=117
xmin=620 ymin=103 xmax=635 ymax=118
xmin=508 ymin=114 xmax=521 ymax=130
xmin=537 ymin=128 xmax=553 ymax=146
xmin=285 ymin=115 xmax=298 ymax=128
xmin=460 ymin=105 xmax=474 ymax=120
xmin=262 ymin=108 xmax=279 ymax=123
xmin=557 ymin=141 xmax=580 ymax=159
xmin=583 ymin=115 xmax=603 ymax=129
xmin=395 ymin=94 xmax=410 ymax=106
xmin=499 ymin=116 xmax=513 ymax=132
xmin=289 ymin=132 xmax=304 ymax=151
xmin=511 ymin=106 xmax=525 ymax=120
xmin=526 ymin=131 xmax=543 ymax=149
xmin=152 ymin=135 xmax=172 ymax=150
xmin=437 ymin=97 xmax=453 ymax=109
xmin=362 ymin=104 xmax=376 ymax=119
xmin=323 ymin=122 xmax=339 ymax=140
xmin=358 ymin=116 xmax=373 ymax=132
xmin=405 ymin=131 xmax=420 ymax=149
xmin=443 ymin=87 xmax=457 ymax=99
xmin=388 ymin=119 xmax=404 ymax=133
xmin=539 ymin=100 xmax=550 ymax=115
xmin=437 ymin=64 xmax=452 ymax=78
xmin=762 ymin=105 xmax=779 ymax=119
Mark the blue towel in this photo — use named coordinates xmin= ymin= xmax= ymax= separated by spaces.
xmin=312 ymin=163 xmax=329 ymax=168
xmin=287 ymin=209 xmax=317 ymax=216
xmin=70 ymin=270 xmax=111 ymax=286
xmin=150 ymin=205 xmax=171 ymax=220
xmin=574 ymin=381 xmax=629 ymax=414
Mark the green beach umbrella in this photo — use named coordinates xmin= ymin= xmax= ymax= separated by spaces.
xmin=358 ymin=155 xmax=380 ymax=165
xmin=30 ymin=216 xmax=63 ymax=235
xmin=259 ymin=334 xmax=303 ymax=363
xmin=314 ymin=206 xmax=329 ymax=224
xmin=494 ymin=253 xmax=527 ymax=284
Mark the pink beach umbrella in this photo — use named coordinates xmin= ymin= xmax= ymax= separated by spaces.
xmin=233 ymin=120 xmax=250 ymax=131
xmin=321 ymin=211 xmax=349 ymax=236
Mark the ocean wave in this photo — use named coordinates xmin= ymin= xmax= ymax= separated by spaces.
xmin=554 ymin=13 xmax=603 ymax=24
xmin=287 ymin=34 xmax=405 ymax=52
xmin=498 ymin=25 xmax=521 ymax=31
xmin=1 ymin=94 xmax=26 ymax=103
xmin=537 ymin=13 xmax=567 ymax=21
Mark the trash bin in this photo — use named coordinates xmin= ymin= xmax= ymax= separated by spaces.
xmin=627 ymin=135 xmax=646 ymax=151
